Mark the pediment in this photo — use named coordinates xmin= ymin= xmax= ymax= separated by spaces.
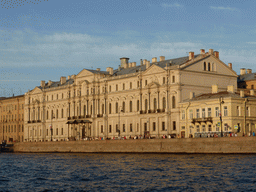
xmin=143 ymin=64 xmax=166 ymax=76
xmin=147 ymin=82 xmax=160 ymax=88
xmin=76 ymin=69 xmax=94 ymax=78
xmin=181 ymin=55 xmax=237 ymax=76
xmin=30 ymin=87 xmax=42 ymax=95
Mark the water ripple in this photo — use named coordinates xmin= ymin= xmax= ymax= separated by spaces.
xmin=0 ymin=153 xmax=256 ymax=191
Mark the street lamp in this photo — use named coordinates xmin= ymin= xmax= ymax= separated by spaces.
xmin=50 ymin=113 xmax=55 ymax=141
xmin=219 ymin=97 xmax=224 ymax=137
xmin=118 ymin=107 xmax=123 ymax=137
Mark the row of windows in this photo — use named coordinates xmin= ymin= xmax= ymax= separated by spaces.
xmin=1 ymin=104 xmax=24 ymax=112
xmin=191 ymin=123 xmax=230 ymax=132
xmin=39 ymin=76 xmax=177 ymax=102
xmin=181 ymin=106 xmax=229 ymax=119
xmin=29 ymin=96 xmax=176 ymax=120
xmin=3 ymin=124 xmax=24 ymax=133
xmin=2 ymin=114 xmax=24 ymax=122
xmin=30 ymin=128 xmax=64 ymax=137
xmin=102 ymin=121 xmax=176 ymax=133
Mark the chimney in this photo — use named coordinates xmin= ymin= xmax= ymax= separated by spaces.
xmin=146 ymin=61 xmax=150 ymax=69
xmin=140 ymin=59 xmax=143 ymax=66
xmin=96 ymin=68 xmax=100 ymax=71
xmin=212 ymin=84 xmax=218 ymax=93
xmin=48 ymin=80 xmax=52 ymax=86
xmin=227 ymin=85 xmax=234 ymax=93
xmin=209 ymin=49 xmax=214 ymax=55
xmin=60 ymin=77 xmax=66 ymax=85
xmin=71 ymin=75 xmax=76 ymax=79
xmin=132 ymin=62 xmax=136 ymax=67
xmin=152 ymin=57 xmax=157 ymax=63
xmin=68 ymin=76 xmax=71 ymax=80
xmin=106 ymin=67 xmax=113 ymax=75
xmin=247 ymin=69 xmax=252 ymax=74
xmin=189 ymin=92 xmax=195 ymax=99
xmin=240 ymin=68 xmax=246 ymax=75
xmin=120 ymin=57 xmax=129 ymax=68
xmin=250 ymin=89 xmax=255 ymax=96
xmin=240 ymin=90 xmax=245 ymax=98
xmin=189 ymin=52 xmax=194 ymax=60
xmin=128 ymin=63 xmax=132 ymax=68
xmin=214 ymin=51 xmax=219 ymax=59
xmin=228 ymin=63 xmax=232 ymax=69
xmin=41 ymin=80 xmax=45 ymax=87
xmin=160 ymin=56 xmax=165 ymax=61
xmin=143 ymin=59 xmax=147 ymax=65
xmin=200 ymin=49 xmax=205 ymax=54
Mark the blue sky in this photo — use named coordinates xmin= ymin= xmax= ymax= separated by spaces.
xmin=1 ymin=0 xmax=256 ymax=96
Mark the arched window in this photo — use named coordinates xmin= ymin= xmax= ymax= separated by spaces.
xmin=172 ymin=96 xmax=176 ymax=109
xmin=90 ymin=105 xmax=93 ymax=115
xmin=109 ymin=103 xmax=112 ymax=114
xmin=61 ymin=109 xmax=64 ymax=118
xmin=56 ymin=109 xmax=58 ymax=119
xmin=102 ymin=104 xmax=104 ymax=114
xmin=145 ymin=99 xmax=148 ymax=111
xmin=51 ymin=110 xmax=54 ymax=119
xmin=251 ymin=85 xmax=254 ymax=89
xmin=122 ymin=102 xmax=125 ymax=112
xmin=47 ymin=111 xmax=49 ymax=120
xmin=208 ymin=62 xmax=211 ymax=71
xmin=154 ymin=98 xmax=157 ymax=111
xmin=163 ymin=97 xmax=166 ymax=109
xmin=204 ymin=62 xmax=206 ymax=71
xmin=137 ymin=100 xmax=140 ymax=111
xmin=130 ymin=101 xmax=132 ymax=112
xmin=116 ymin=102 xmax=119 ymax=113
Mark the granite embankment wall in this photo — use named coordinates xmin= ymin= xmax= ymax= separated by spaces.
xmin=12 ymin=137 xmax=256 ymax=153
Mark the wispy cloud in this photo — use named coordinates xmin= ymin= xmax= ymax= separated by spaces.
xmin=161 ymin=3 xmax=183 ymax=8
xmin=210 ymin=6 xmax=238 ymax=11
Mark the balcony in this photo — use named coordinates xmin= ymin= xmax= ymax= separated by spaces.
xmin=191 ymin=117 xmax=213 ymax=124
xmin=140 ymin=110 xmax=147 ymax=114
xmin=27 ymin=121 xmax=31 ymax=123
xmin=97 ymin=114 xmax=103 ymax=118
xmin=67 ymin=117 xmax=72 ymax=120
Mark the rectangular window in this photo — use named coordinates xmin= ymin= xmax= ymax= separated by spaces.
xmin=116 ymin=124 xmax=118 ymax=133
xmin=246 ymin=107 xmax=249 ymax=116
xmin=130 ymin=82 xmax=132 ymax=89
xmin=208 ymin=124 xmax=212 ymax=132
xmin=137 ymin=81 xmax=140 ymax=88
xmin=237 ymin=106 xmax=240 ymax=116
xmin=101 ymin=125 xmax=103 ymax=133
xmin=196 ymin=109 xmax=200 ymax=118
xmin=56 ymin=128 xmax=58 ymax=135
xmin=109 ymin=125 xmax=112 ymax=133
xmin=224 ymin=106 xmax=228 ymax=116
xmin=216 ymin=124 xmax=219 ymax=132
xmin=123 ymin=83 xmax=125 ymax=90
xmin=153 ymin=122 xmax=156 ymax=131
xmin=215 ymin=107 xmax=219 ymax=117
xmin=61 ymin=128 xmax=63 ymax=135
xmin=224 ymin=123 xmax=228 ymax=131
xmin=162 ymin=122 xmax=165 ymax=131
xmin=163 ymin=77 xmax=165 ymax=84
xmin=116 ymin=84 xmax=118 ymax=91
xmin=181 ymin=126 xmax=185 ymax=129
xmin=145 ymin=80 xmax=147 ymax=86
xmin=130 ymin=124 xmax=133 ymax=132
xmin=202 ymin=125 xmax=205 ymax=132
xmin=208 ymin=108 xmax=211 ymax=117
xmin=202 ymin=108 xmax=205 ymax=118
xmin=123 ymin=124 xmax=125 ymax=132
xmin=189 ymin=109 xmax=193 ymax=119
xmin=181 ymin=110 xmax=185 ymax=120
xmin=173 ymin=121 xmax=176 ymax=131
xmin=137 ymin=123 xmax=139 ymax=132
xmin=109 ymin=86 xmax=111 ymax=92
xmin=172 ymin=76 xmax=175 ymax=83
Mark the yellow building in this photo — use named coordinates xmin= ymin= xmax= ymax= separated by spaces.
xmin=24 ymin=49 xmax=237 ymax=142
xmin=0 ymin=95 xmax=25 ymax=142
xmin=179 ymin=86 xmax=256 ymax=138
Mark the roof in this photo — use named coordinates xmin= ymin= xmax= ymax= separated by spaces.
xmin=238 ymin=73 xmax=256 ymax=82
xmin=183 ymin=91 xmax=256 ymax=102
xmin=113 ymin=55 xmax=201 ymax=76
xmin=38 ymin=79 xmax=74 ymax=89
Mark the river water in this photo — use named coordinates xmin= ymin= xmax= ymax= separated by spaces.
xmin=0 ymin=153 xmax=256 ymax=191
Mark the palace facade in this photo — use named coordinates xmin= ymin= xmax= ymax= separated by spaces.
xmin=24 ymin=49 xmax=238 ymax=141
xmin=0 ymin=95 xmax=25 ymax=142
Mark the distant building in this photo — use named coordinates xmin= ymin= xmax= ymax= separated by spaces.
xmin=180 ymin=86 xmax=256 ymax=138
xmin=238 ymin=68 xmax=256 ymax=91
xmin=0 ymin=95 xmax=25 ymax=142
xmin=24 ymin=49 xmax=237 ymax=141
